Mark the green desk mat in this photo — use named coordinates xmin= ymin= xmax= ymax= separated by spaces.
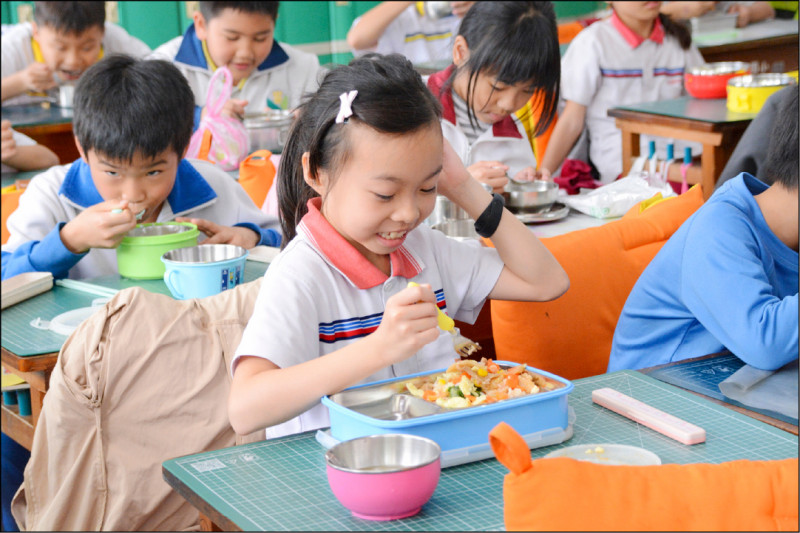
xmin=1 ymin=285 xmax=98 ymax=356
xmin=162 ymin=370 xmax=798 ymax=531
xmin=1 ymin=261 xmax=269 ymax=357
xmin=644 ymin=352 xmax=798 ymax=425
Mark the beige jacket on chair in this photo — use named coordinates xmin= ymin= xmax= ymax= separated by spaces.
xmin=11 ymin=279 xmax=265 ymax=531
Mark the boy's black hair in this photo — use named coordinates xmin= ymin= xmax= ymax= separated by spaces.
xmin=763 ymin=85 xmax=798 ymax=190
xmin=277 ymin=53 xmax=442 ymax=246
xmin=199 ymin=2 xmax=279 ymax=22
xmin=445 ymin=1 xmax=560 ymax=136
xmin=72 ymin=55 xmax=195 ymax=162
xmin=33 ymin=2 xmax=105 ymax=35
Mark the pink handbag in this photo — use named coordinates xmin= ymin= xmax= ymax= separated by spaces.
xmin=186 ymin=66 xmax=248 ymax=171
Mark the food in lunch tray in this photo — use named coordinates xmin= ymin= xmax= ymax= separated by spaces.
xmin=403 ymin=357 xmax=561 ymax=408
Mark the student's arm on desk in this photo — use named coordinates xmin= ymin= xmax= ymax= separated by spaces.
xmin=681 ymin=208 xmax=798 ymax=370
xmin=1 ymin=225 xmax=85 ymax=280
xmin=539 ymin=100 xmax=586 ymax=178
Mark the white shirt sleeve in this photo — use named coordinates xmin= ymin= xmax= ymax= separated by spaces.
xmin=560 ymin=33 xmax=602 ymax=107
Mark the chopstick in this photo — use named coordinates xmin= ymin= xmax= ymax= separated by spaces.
xmin=55 ymin=279 xmax=119 ymax=298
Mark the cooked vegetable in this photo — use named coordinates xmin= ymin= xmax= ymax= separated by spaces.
xmin=402 ymin=357 xmax=560 ymax=409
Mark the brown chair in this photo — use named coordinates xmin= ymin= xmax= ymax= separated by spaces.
xmin=490 ymin=185 xmax=705 ymax=380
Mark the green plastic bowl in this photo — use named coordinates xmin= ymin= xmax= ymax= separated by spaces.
xmin=116 ymin=222 xmax=199 ymax=279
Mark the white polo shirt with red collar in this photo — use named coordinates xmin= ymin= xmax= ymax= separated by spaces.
xmin=427 ymin=67 xmax=538 ymax=179
xmin=233 ymin=197 xmax=503 ymax=439
xmin=561 ymin=12 xmax=704 ymax=183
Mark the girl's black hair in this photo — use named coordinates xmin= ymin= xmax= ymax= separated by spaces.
xmin=444 ymin=1 xmax=560 ymax=136
xmin=659 ymin=13 xmax=692 ymax=50
xmin=34 ymin=1 xmax=105 ymax=34
xmin=277 ymin=53 xmax=442 ymax=246
xmin=73 ymin=55 xmax=195 ymax=162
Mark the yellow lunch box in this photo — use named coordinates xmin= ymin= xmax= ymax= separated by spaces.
xmin=726 ymin=73 xmax=798 ymax=114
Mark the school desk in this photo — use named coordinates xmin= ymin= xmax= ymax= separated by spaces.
xmin=607 ymin=96 xmax=756 ymax=200
xmin=2 ymin=102 xmax=80 ymax=165
xmin=694 ymin=18 xmax=799 ymax=73
xmin=161 ymin=369 xmax=799 ymax=532
xmin=0 ymin=260 xmax=270 ymax=451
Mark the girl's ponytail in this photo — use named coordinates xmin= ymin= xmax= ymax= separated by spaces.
xmin=659 ymin=13 xmax=692 ymax=50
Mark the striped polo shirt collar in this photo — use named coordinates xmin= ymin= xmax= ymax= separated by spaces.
xmin=610 ymin=10 xmax=665 ymax=48
xmin=297 ymin=197 xmax=424 ymax=289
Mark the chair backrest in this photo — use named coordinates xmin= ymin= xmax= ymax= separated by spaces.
xmin=11 ymin=279 xmax=264 ymax=531
xmin=491 ymin=185 xmax=705 ymax=380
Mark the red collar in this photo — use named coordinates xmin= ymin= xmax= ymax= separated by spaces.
xmin=610 ymin=10 xmax=664 ymax=48
xmin=297 ymin=198 xmax=423 ymax=289
xmin=427 ymin=66 xmax=522 ymax=139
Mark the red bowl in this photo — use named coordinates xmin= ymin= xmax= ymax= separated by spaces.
xmin=685 ymin=62 xmax=750 ymax=99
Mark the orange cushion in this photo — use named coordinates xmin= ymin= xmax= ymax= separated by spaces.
xmin=237 ymin=150 xmax=276 ymax=209
xmin=2 ymin=185 xmax=26 ymax=245
xmin=489 ymin=422 xmax=799 ymax=532
xmin=490 ymin=185 xmax=704 ymax=379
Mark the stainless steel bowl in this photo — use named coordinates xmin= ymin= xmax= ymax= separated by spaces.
xmin=686 ymin=61 xmax=749 ymax=77
xmin=727 ymin=73 xmax=798 ymax=88
xmin=325 ymin=434 xmax=440 ymax=474
xmin=162 ymin=244 xmax=247 ymax=264
xmin=431 ymin=219 xmax=480 ymax=241
xmin=243 ymin=109 xmax=293 ymax=154
xmin=423 ymin=1 xmax=452 ymax=19
xmin=125 ymin=223 xmax=195 ymax=237
xmin=503 ymin=179 xmax=559 ymax=210
xmin=425 ymin=195 xmax=470 ymax=226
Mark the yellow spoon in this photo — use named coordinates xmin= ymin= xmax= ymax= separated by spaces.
xmin=407 ymin=281 xmax=480 ymax=357
xmin=408 ymin=281 xmax=454 ymax=331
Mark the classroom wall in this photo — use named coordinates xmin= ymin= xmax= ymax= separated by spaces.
xmin=1 ymin=1 xmax=603 ymax=65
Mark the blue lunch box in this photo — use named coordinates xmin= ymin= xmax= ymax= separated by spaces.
xmin=321 ymin=361 xmax=574 ymax=465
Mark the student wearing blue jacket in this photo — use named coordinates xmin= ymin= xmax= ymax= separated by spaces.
xmin=609 ymin=85 xmax=798 ymax=372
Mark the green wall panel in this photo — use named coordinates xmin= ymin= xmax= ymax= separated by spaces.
xmin=117 ymin=1 xmax=182 ymax=49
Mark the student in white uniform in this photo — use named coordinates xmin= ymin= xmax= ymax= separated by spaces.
xmin=347 ymin=1 xmax=475 ymax=64
xmin=149 ymin=1 xmax=320 ymax=130
xmin=1 ymin=1 xmax=151 ymax=106
xmin=427 ymin=1 xmax=560 ymax=193
xmin=1 ymin=56 xmax=280 ymax=282
xmin=228 ymin=53 xmax=569 ymax=439
xmin=541 ymin=1 xmax=705 ymax=184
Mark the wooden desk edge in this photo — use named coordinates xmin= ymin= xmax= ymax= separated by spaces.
xmin=698 ymin=32 xmax=798 ymax=54
xmin=1 ymin=347 xmax=59 ymax=374
xmin=607 ymin=107 xmax=753 ymax=132
xmin=162 ymin=466 xmax=242 ymax=532
xmin=639 ymin=352 xmax=799 ymax=436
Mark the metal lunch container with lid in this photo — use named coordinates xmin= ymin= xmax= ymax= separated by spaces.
xmin=243 ymin=109 xmax=293 ymax=154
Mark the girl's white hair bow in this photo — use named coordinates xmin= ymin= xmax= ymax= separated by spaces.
xmin=335 ymin=90 xmax=358 ymax=124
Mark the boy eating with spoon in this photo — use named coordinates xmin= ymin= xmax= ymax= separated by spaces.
xmin=1 ymin=55 xmax=280 ymax=281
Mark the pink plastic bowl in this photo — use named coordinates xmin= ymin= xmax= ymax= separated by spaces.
xmin=325 ymin=434 xmax=441 ymax=520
